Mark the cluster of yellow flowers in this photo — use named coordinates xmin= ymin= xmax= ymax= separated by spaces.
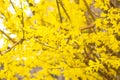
xmin=0 ymin=0 xmax=120 ymax=80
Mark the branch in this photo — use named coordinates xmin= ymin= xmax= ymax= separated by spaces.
xmin=82 ymin=0 xmax=95 ymax=21
xmin=20 ymin=1 xmax=25 ymax=40
xmin=0 ymin=29 xmax=16 ymax=43
xmin=9 ymin=0 xmax=16 ymax=12
xmin=21 ymin=12 xmax=25 ymax=40
xmin=26 ymin=0 xmax=34 ymax=15
xmin=80 ymin=23 xmax=95 ymax=31
xmin=35 ymin=39 xmax=56 ymax=49
xmin=59 ymin=1 xmax=71 ymax=22
xmin=0 ymin=11 xmax=8 ymax=21
xmin=0 ymin=39 xmax=22 ymax=55
xmin=56 ymin=0 xmax=62 ymax=23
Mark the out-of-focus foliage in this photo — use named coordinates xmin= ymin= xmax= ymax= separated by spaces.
xmin=0 ymin=0 xmax=120 ymax=80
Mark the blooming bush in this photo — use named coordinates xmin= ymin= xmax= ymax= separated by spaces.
xmin=0 ymin=0 xmax=120 ymax=80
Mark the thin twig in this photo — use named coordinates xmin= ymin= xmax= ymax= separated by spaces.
xmin=0 ymin=29 xmax=16 ymax=43
xmin=26 ymin=0 xmax=34 ymax=15
xmin=36 ymin=39 xmax=56 ymax=49
xmin=0 ymin=11 xmax=8 ymax=21
xmin=59 ymin=1 xmax=71 ymax=21
xmin=21 ymin=12 xmax=25 ymax=40
xmin=56 ymin=0 xmax=62 ymax=23
xmin=83 ymin=0 xmax=95 ymax=21
xmin=0 ymin=39 xmax=22 ymax=55
xmin=9 ymin=0 xmax=16 ymax=12
xmin=80 ymin=23 xmax=95 ymax=31
xmin=20 ymin=1 xmax=25 ymax=40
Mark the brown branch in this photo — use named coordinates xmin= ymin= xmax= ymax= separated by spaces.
xmin=21 ymin=11 xmax=25 ymax=40
xmin=0 ymin=39 xmax=22 ymax=55
xmin=9 ymin=0 xmax=16 ymax=12
xmin=56 ymin=0 xmax=62 ymax=23
xmin=35 ymin=39 xmax=56 ymax=49
xmin=75 ymin=0 xmax=79 ymax=4
xmin=26 ymin=0 xmax=34 ymax=15
xmin=80 ymin=23 xmax=95 ymax=31
xmin=0 ymin=11 xmax=8 ymax=21
xmin=20 ymin=1 xmax=25 ymax=40
xmin=83 ymin=0 xmax=95 ymax=21
xmin=59 ymin=1 xmax=71 ymax=22
xmin=0 ymin=29 xmax=16 ymax=43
